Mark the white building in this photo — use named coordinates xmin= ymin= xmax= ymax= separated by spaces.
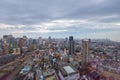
xmin=58 ymin=65 xmax=79 ymax=80
xmin=12 ymin=48 xmax=20 ymax=55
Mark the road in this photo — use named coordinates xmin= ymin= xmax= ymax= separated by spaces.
xmin=0 ymin=53 xmax=33 ymax=80
xmin=0 ymin=58 xmax=19 ymax=70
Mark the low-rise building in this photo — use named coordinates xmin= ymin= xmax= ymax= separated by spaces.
xmin=12 ymin=48 xmax=21 ymax=55
xmin=58 ymin=65 xmax=79 ymax=80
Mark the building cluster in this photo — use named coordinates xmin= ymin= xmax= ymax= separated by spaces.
xmin=0 ymin=35 xmax=120 ymax=80
xmin=0 ymin=35 xmax=45 ymax=56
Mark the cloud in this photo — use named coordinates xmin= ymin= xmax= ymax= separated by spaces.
xmin=88 ymin=30 xmax=120 ymax=41
xmin=12 ymin=29 xmax=67 ymax=33
xmin=0 ymin=0 xmax=120 ymax=24
xmin=0 ymin=19 xmax=119 ymax=34
xmin=0 ymin=0 xmax=120 ymax=41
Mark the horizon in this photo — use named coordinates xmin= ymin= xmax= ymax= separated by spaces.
xmin=1 ymin=34 xmax=119 ymax=42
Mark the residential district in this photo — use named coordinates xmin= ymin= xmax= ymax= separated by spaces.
xmin=0 ymin=35 xmax=120 ymax=80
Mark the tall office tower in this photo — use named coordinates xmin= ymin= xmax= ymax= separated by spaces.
xmin=81 ymin=39 xmax=89 ymax=68
xmin=64 ymin=37 xmax=69 ymax=48
xmin=69 ymin=36 xmax=74 ymax=55
xmin=23 ymin=36 xmax=27 ymax=46
xmin=28 ymin=38 xmax=33 ymax=46
xmin=3 ymin=35 xmax=13 ymax=43
xmin=18 ymin=38 xmax=26 ymax=53
xmin=32 ymin=39 xmax=37 ymax=50
xmin=38 ymin=37 xmax=42 ymax=45
xmin=2 ymin=35 xmax=11 ymax=55
xmin=18 ymin=38 xmax=25 ymax=48
xmin=48 ymin=36 xmax=52 ymax=42
xmin=0 ymin=45 xmax=2 ymax=55
xmin=2 ymin=39 xmax=9 ymax=55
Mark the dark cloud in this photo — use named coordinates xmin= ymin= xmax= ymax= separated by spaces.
xmin=0 ymin=0 xmax=120 ymax=24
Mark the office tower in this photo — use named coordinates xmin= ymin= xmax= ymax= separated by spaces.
xmin=38 ymin=37 xmax=42 ymax=45
xmin=69 ymin=36 xmax=74 ymax=55
xmin=64 ymin=37 xmax=69 ymax=48
xmin=3 ymin=35 xmax=13 ymax=44
xmin=2 ymin=40 xmax=9 ymax=55
xmin=32 ymin=39 xmax=37 ymax=50
xmin=23 ymin=36 xmax=27 ymax=46
xmin=18 ymin=38 xmax=26 ymax=53
xmin=23 ymin=36 xmax=27 ymax=40
xmin=81 ymin=39 xmax=89 ymax=68
xmin=2 ymin=35 xmax=11 ymax=55
xmin=48 ymin=36 xmax=52 ymax=42
xmin=18 ymin=38 xmax=25 ymax=48
xmin=0 ymin=39 xmax=2 ymax=55
xmin=28 ymin=38 xmax=33 ymax=46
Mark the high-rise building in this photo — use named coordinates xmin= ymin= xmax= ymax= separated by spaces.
xmin=32 ymin=39 xmax=37 ymax=50
xmin=81 ymin=39 xmax=89 ymax=68
xmin=18 ymin=38 xmax=26 ymax=53
xmin=69 ymin=36 xmax=74 ymax=55
xmin=3 ymin=35 xmax=13 ymax=44
xmin=64 ymin=37 xmax=69 ymax=48
xmin=28 ymin=38 xmax=33 ymax=46
xmin=3 ymin=39 xmax=9 ymax=55
xmin=23 ymin=36 xmax=27 ymax=46
xmin=2 ymin=35 xmax=12 ymax=55
xmin=48 ymin=36 xmax=52 ymax=42
xmin=18 ymin=38 xmax=25 ymax=48
xmin=38 ymin=37 xmax=42 ymax=45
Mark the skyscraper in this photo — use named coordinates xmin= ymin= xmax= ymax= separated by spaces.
xmin=2 ymin=42 xmax=9 ymax=55
xmin=81 ymin=39 xmax=89 ymax=68
xmin=18 ymin=38 xmax=26 ymax=53
xmin=2 ymin=35 xmax=11 ymax=55
xmin=64 ymin=37 xmax=69 ymax=49
xmin=69 ymin=36 xmax=74 ymax=55
xmin=32 ymin=39 xmax=37 ymax=50
xmin=48 ymin=36 xmax=52 ymax=42
xmin=18 ymin=38 xmax=25 ymax=48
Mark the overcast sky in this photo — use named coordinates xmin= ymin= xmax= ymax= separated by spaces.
xmin=0 ymin=0 xmax=120 ymax=41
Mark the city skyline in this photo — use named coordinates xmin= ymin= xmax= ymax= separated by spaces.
xmin=0 ymin=0 xmax=120 ymax=41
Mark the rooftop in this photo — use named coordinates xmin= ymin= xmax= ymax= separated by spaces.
xmin=63 ymin=66 xmax=75 ymax=74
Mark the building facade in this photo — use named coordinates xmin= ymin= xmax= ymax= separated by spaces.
xmin=69 ymin=36 xmax=74 ymax=55
xmin=82 ymin=39 xmax=89 ymax=68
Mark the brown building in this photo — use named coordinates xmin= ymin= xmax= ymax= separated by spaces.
xmin=18 ymin=38 xmax=26 ymax=53
xmin=18 ymin=38 xmax=26 ymax=48
xmin=2 ymin=38 xmax=9 ymax=55
xmin=81 ymin=39 xmax=89 ymax=68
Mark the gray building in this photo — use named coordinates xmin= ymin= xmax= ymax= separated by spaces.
xmin=69 ymin=36 xmax=74 ymax=55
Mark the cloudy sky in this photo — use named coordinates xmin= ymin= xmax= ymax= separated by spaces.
xmin=0 ymin=0 xmax=120 ymax=41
